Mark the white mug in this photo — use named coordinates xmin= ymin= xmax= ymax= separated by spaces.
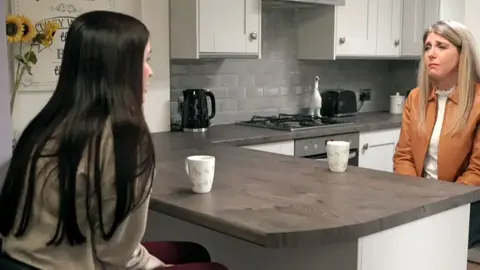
xmin=326 ymin=140 xmax=350 ymax=172
xmin=185 ymin=155 xmax=215 ymax=193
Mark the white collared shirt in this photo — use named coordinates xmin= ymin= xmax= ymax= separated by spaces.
xmin=424 ymin=88 xmax=454 ymax=179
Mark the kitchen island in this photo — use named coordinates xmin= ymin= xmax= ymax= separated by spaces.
xmin=145 ymin=128 xmax=480 ymax=270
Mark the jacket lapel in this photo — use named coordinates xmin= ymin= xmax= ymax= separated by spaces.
xmin=416 ymin=90 xmax=438 ymax=176
xmin=436 ymin=88 xmax=459 ymax=179
xmin=422 ymin=99 xmax=437 ymax=171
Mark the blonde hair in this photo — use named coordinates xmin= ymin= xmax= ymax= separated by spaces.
xmin=417 ymin=20 xmax=480 ymax=134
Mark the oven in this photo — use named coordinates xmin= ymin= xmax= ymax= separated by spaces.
xmin=294 ymin=132 xmax=360 ymax=166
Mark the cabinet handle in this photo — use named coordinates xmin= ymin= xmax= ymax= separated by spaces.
xmin=394 ymin=39 xmax=400 ymax=46
xmin=250 ymin=32 xmax=258 ymax=40
xmin=339 ymin=37 xmax=346 ymax=44
xmin=362 ymin=143 xmax=369 ymax=153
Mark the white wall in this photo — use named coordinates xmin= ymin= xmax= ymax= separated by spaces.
xmin=8 ymin=0 xmax=170 ymax=134
xmin=0 ymin=0 xmax=13 ymax=169
xmin=465 ymin=0 xmax=480 ymax=50
xmin=140 ymin=0 xmax=171 ymax=133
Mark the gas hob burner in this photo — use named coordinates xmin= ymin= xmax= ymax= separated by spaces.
xmin=236 ymin=113 xmax=354 ymax=131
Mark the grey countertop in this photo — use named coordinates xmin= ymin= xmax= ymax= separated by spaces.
xmin=193 ymin=112 xmax=403 ymax=146
xmin=149 ymin=112 xmax=480 ymax=248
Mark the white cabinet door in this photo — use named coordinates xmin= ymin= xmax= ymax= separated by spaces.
xmin=170 ymin=0 xmax=261 ymax=59
xmin=242 ymin=141 xmax=295 ymax=156
xmin=244 ymin=0 xmax=261 ymax=54
xmin=197 ymin=0 xmax=216 ymax=53
xmin=336 ymin=0 xmax=379 ymax=56
xmin=401 ymin=0 xmax=435 ymax=56
xmin=401 ymin=0 xmax=466 ymax=57
xmin=359 ymin=128 xmax=401 ymax=172
xmin=199 ymin=0 xmax=247 ymax=54
xmin=376 ymin=0 xmax=403 ymax=56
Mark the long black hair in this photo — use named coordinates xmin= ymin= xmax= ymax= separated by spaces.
xmin=0 ymin=11 xmax=155 ymax=246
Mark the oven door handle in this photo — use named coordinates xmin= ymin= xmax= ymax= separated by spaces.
xmin=316 ymin=151 xmax=356 ymax=161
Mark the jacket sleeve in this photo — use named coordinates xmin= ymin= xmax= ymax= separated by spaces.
xmin=393 ymin=90 xmax=418 ymax=176
xmin=456 ymin=125 xmax=480 ymax=186
xmin=89 ymin=129 xmax=164 ymax=270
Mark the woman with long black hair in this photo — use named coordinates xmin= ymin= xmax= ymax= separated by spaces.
xmin=0 ymin=10 xmax=226 ymax=270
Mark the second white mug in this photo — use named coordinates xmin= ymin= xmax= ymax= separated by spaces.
xmin=185 ymin=155 xmax=216 ymax=193
xmin=326 ymin=140 xmax=350 ymax=172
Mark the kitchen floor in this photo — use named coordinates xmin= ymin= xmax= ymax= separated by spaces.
xmin=469 ymin=262 xmax=480 ymax=269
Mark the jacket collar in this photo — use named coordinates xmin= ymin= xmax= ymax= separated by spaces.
xmin=428 ymin=86 xmax=459 ymax=104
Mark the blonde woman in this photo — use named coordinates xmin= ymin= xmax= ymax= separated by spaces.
xmin=393 ymin=20 xmax=480 ymax=248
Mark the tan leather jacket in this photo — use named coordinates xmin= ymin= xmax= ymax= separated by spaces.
xmin=393 ymin=84 xmax=480 ymax=185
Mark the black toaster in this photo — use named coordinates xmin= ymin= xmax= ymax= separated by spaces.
xmin=320 ymin=90 xmax=357 ymax=117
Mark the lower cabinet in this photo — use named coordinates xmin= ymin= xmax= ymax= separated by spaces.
xmin=241 ymin=128 xmax=402 ymax=172
xmin=241 ymin=140 xmax=294 ymax=156
xmin=359 ymin=128 xmax=401 ymax=172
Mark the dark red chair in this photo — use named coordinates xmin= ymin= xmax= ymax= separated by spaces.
xmin=143 ymin=241 xmax=228 ymax=270
xmin=0 ymin=241 xmax=227 ymax=269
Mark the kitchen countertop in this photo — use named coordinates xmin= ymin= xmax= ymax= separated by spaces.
xmin=192 ymin=111 xmax=403 ymax=146
xmin=149 ymin=112 xmax=480 ymax=248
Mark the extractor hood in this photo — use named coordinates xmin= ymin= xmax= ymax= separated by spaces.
xmin=262 ymin=0 xmax=345 ymax=8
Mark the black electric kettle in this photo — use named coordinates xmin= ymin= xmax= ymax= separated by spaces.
xmin=178 ymin=89 xmax=216 ymax=132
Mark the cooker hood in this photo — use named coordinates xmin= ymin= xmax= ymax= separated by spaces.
xmin=263 ymin=0 xmax=345 ymax=8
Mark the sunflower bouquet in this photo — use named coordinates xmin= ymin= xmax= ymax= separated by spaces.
xmin=6 ymin=15 xmax=60 ymax=113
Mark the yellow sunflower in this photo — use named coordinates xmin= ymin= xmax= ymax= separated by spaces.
xmin=41 ymin=21 xmax=60 ymax=47
xmin=18 ymin=15 xmax=36 ymax=42
xmin=5 ymin=15 xmax=23 ymax=43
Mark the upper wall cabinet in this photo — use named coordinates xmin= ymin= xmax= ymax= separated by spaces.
xmin=296 ymin=0 xmax=466 ymax=60
xmin=296 ymin=0 xmax=403 ymax=59
xmin=170 ymin=0 xmax=262 ymax=59
xmin=401 ymin=0 xmax=465 ymax=57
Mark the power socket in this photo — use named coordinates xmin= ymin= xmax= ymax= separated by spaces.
xmin=359 ymin=89 xmax=371 ymax=101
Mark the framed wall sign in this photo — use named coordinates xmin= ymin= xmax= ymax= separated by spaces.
xmin=11 ymin=0 xmax=114 ymax=91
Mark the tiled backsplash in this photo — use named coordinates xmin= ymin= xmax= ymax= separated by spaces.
xmin=170 ymin=7 xmax=418 ymax=125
